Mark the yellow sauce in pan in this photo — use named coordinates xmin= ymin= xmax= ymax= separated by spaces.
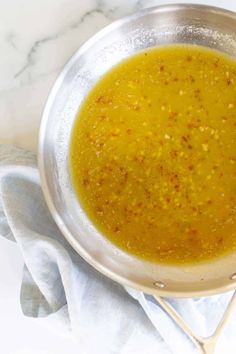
xmin=70 ymin=45 xmax=236 ymax=264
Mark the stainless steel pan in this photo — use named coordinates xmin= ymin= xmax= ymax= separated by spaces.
xmin=38 ymin=5 xmax=236 ymax=353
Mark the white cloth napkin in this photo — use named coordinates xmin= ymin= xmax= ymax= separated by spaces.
xmin=1 ymin=145 xmax=236 ymax=354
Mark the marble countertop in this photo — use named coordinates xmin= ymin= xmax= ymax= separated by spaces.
xmin=1 ymin=0 xmax=235 ymax=152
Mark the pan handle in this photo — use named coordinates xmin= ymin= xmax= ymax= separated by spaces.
xmin=154 ymin=290 xmax=236 ymax=354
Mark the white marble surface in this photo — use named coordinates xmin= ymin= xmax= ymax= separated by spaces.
xmin=1 ymin=1 xmax=236 ymax=353
xmin=0 ymin=0 xmax=139 ymax=151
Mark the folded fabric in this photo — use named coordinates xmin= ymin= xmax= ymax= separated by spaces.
xmin=0 ymin=145 xmax=236 ymax=354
